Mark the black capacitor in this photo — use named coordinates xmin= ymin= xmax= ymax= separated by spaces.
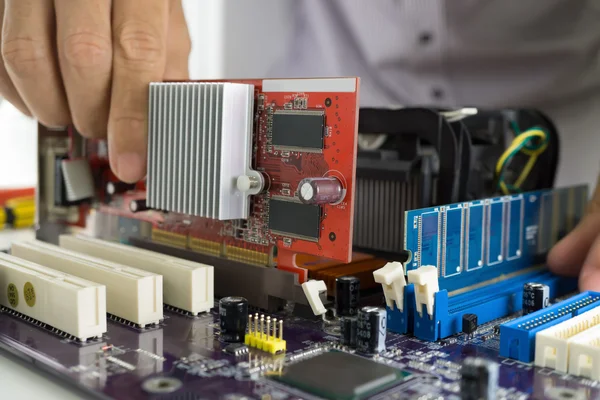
xmin=522 ymin=282 xmax=549 ymax=315
xmin=129 ymin=199 xmax=149 ymax=213
xmin=335 ymin=276 xmax=360 ymax=317
xmin=106 ymin=181 xmax=136 ymax=196
xmin=340 ymin=316 xmax=357 ymax=347
xmin=219 ymin=296 xmax=248 ymax=342
xmin=356 ymin=306 xmax=387 ymax=354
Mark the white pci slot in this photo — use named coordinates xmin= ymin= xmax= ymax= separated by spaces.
xmin=534 ymin=305 xmax=600 ymax=372
xmin=11 ymin=240 xmax=163 ymax=327
xmin=0 ymin=252 xmax=106 ymax=341
xmin=568 ymin=324 xmax=600 ymax=379
xmin=59 ymin=234 xmax=214 ymax=314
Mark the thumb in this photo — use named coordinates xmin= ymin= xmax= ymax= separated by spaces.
xmin=548 ymin=174 xmax=600 ymax=288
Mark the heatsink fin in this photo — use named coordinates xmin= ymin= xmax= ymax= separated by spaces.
xmin=146 ymin=82 xmax=263 ymax=220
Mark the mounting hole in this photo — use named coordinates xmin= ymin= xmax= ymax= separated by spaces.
xmin=325 ymin=98 xmax=332 ymax=107
xmin=329 ymin=232 xmax=336 ymax=241
xmin=141 ymin=377 xmax=182 ymax=394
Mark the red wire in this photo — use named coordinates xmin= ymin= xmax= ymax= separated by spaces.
xmin=0 ymin=188 xmax=34 ymax=206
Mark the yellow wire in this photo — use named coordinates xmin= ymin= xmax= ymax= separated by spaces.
xmin=514 ymin=154 xmax=539 ymax=187
xmin=495 ymin=129 xmax=548 ymax=194
xmin=495 ymin=129 xmax=547 ymax=175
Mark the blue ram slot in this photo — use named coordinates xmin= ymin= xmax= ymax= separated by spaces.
xmin=404 ymin=185 xmax=588 ymax=292
xmin=385 ymin=284 xmax=415 ymax=335
xmin=409 ymin=271 xmax=577 ymax=341
xmin=499 ymin=291 xmax=600 ymax=362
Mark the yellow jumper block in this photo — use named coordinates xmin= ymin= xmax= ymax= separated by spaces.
xmin=245 ymin=313 xmax=286 ymax=354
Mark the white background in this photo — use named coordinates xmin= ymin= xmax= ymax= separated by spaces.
xmin=0 ymin=1 xmax=598 ymax=398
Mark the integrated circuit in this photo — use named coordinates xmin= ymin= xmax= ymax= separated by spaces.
xmin=272 ymin=109 xmax=325 ymax=152
xmin=268 ymin=199 xmax=321 ymax=241
xmin=272 ymin=351 xmax=409 ymax=400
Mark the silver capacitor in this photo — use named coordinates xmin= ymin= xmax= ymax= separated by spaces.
xmin=298 ymin=177 xmax=344 ymax=205
xmin=356 ymin=306 xmax=387 ymax=354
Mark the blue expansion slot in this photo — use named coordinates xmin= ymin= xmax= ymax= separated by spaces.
xmin=499 ymin=291 xmax=600 ymax=362
xmin=404 ymin=184 xmax=588 ymax=292
xmin=386 ymin=184 xmax=588 ymax=341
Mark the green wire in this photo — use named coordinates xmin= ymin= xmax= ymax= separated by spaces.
xmin=497 ymin=125 xmax=548 ymax=193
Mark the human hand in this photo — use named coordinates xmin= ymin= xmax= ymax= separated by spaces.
xmin=549 ymin=174 xmax=600 ymax=290
xmin=0 ymin=0 xmax=191 ymax=182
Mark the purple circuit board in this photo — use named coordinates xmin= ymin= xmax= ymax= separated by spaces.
xmin=0 ymin=300 xmax=597 ymax=400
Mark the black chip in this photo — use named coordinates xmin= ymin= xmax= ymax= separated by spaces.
xmin=272 ymin=110 xmax=325 ymax=150
xmin=272 ymin=351 xmax=409 ymax=400
xmin=223 ymin=343 xmax=248 ymax=356
xmin=268 ymin=200 xmax=321 ymax=240
xmin=462 ymin=313 xmax=478 ymax=335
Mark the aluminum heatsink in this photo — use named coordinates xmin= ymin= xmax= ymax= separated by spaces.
xmin=147 ymin=82 xmax=263 ymax=220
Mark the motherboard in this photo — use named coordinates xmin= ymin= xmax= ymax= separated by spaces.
xmin=0 ymin=77 xmax=598 ymax=400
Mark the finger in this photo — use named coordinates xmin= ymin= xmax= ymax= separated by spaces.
xmin=587 ymin=173 xmax=600 ymax=214
xmin=579 ymin=234 xmax=600 ymax=291
xmin=109 ymin=0 xmax=169 ymax=183
xmin=2 ymin=0 xmax=70 ymax=127
xmin=55 ymin=0 xmax=112 ymax=138
xmin=548 ymin=212 xmax=600 ymax=277
xmin=548 ymin=179 xmax=600 ymax=276
xmin=0 ymin=0 xmax=31 ymax=116
xmin=164 ymin=0 xmax=190 ymax=80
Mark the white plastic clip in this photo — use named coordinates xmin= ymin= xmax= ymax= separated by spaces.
xmin=373 ymin=262 xmax=407 ymax=311
xmin=301 ymin=280 xmax=328 ymax=316
xmin=407 ymin=265 xmax=439 ymax=318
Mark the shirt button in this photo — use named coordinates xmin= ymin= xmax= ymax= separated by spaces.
xmin=431 ymin=88 xmax=444 ymax=99
xmin=418 ymin=32 xmax=433 ymax=45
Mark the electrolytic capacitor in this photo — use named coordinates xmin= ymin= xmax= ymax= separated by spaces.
xmin=522 ymin=283 xmax=549 ymax=315
xmin=129 ymin=199 xmax=149 ymax=213
xmin=335 ymin=276 xmax=360 ymax=317
xmin=340 ymin=316 xmax=357 ymax=347
xmin=106 ymin=181 xmax=136 ymax=196
xmin=219 ymin=296 xmax=249 ymax=342
xmin=356 ymin=306 xmax=387 ymax=354
xmin=298 ymin=177 xmax=344 ymax=205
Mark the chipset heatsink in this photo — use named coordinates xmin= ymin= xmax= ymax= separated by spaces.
xmin=146 ymin=82 xmax=263 ymax=220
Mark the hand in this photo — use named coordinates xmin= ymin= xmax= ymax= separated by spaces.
xmin=549 ymin=174 xmax=600 ymax=290
xmin=0 ymin=0 xmax=191 ymax=183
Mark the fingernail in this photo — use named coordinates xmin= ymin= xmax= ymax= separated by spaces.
xmin=117 ymin=152 xmax=145 ymax=183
